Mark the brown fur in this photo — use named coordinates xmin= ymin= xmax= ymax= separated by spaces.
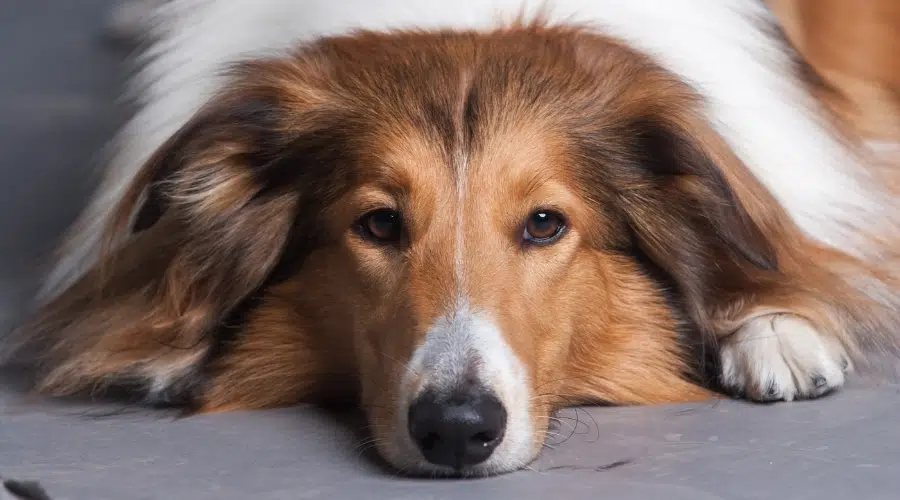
xmin=10 ymin=24 xmax=900 ymax=470
xmin=767 ymin=0 xmax=900 ymax=143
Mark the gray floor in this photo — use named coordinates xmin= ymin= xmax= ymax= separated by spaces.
xmin=2 ymin=3 xmax=900 ymax=499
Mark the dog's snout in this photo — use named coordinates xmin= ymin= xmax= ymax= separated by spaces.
xmin=407 ymin=388 xmax=507 ymax=470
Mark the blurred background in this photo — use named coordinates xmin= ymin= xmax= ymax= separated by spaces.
xmin=0 ymin=1 xmax=126 ymax=335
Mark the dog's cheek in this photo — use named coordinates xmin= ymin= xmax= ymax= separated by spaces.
xmin=354 ymin=335 xmax=405 ymax=453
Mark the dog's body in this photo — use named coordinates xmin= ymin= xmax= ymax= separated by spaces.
xmin=9 ymin=0 xmax=900 ymax=477
xmin=767 ymin=0 xmax=900 ymax=144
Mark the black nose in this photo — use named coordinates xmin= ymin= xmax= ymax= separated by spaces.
xmin=407 ymin=388 xmax=507 ymax=470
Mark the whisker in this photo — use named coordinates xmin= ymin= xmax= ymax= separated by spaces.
xmin=377 ymin=349 xmax=419 ymax=378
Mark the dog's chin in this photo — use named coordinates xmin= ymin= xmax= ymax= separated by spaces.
xmin=373 ymin=428 xmax=542 ymax=478
xmin=379 ymin=452 xmax=538 ymax=479
xmin=399 ymin=462 xmax=527 ymax=479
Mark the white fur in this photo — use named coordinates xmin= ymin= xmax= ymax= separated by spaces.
xmin=395 ymin=305 xmax=533 ymax=476
xmin=720 ymin=314 xmax=851 ymax=401
xmin=37 ymin=0 xmax=900 ymax=471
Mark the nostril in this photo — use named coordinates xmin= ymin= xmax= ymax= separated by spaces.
xmin=419 ymin=432 xmax=441 ymax=452
xmin=466 ymin=430 xmax=502 ymax=458
xmin=471 ymin=431 xmax=497 ymax=444
xmin=407 ymin=389 xmax=507 ymax=470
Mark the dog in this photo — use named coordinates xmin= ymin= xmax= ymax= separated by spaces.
xmin=6 ymin=0 xmax=900 ymax=477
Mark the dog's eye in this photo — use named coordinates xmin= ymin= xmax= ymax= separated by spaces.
xmin=523 ymin=210 xmax=567 ymax=245
xmin=360 ymin=209 xmax=404 ymax=243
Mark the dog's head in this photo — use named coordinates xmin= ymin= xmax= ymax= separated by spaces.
xmin=30 ymin=26 xmax=782 ymax=476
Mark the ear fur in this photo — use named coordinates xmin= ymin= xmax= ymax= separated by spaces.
xmin=617 ymin=111 xmax=782 ymax=333
xmin=569 ymin=43 xmax=900 ymax=383
xmin=623 ymin=96 xmax=900 ymax=380
xmin=8 ymin=61 xmax=342 ymax=404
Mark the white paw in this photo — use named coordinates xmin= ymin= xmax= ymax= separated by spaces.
xmin=719 ymin=314 xmax=851 ymax=402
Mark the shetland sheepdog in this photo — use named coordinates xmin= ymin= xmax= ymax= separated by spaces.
xmin=7 ymin=0 xmax=900 ymax=477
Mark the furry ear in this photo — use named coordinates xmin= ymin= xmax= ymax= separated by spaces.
xmin=12 ymin=66 xmax=344 ymax=405
xmin=566 ymin=35 xmax=787 ymax=338
xmin=614 ymin=111 xmax=782 ymax=334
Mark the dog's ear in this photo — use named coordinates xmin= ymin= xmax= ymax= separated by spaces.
xmin=16 ymin=61 xmax=346 ymax=404
xmin=619 ymin=108 xmax=783 ymax=333
xmin=580 ymin=94 xmax=784 ymax=336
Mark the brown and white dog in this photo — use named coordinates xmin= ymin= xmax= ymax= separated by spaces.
xmin=6 ymin=0 xmax=900 ymax=477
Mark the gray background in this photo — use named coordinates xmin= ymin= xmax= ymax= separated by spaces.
xmin=2 ymin=2 xmax=900 ymax=499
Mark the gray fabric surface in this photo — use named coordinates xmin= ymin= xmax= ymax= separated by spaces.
xmin=2 ymin=2 xmax=900 ymax=499
xmin=3 ymin=376 xmax=900 ymax=499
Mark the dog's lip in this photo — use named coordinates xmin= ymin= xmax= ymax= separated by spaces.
xmin=393 ymin=461 xmax=514 ymax=479
xmin=375 ymin=430 xmax=528 ymax=479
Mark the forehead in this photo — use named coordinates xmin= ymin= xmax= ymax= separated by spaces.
xmin=256 ymin=26 xmax=681 ymax=235
xmin=312 ymin=30 xmax=616 ymax=192
xmin=360 ymin=118 xmax=569 ymax=201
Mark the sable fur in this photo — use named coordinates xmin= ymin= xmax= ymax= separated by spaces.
xmin=6 ymin=0 xmax=900 ymax=477
xmin=767 ymin=0 xmax=900 ymax=143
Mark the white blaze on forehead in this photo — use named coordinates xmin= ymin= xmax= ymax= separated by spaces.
xmin=400 ymin=303 xmax=534 ymax=474
xmin=453 ymin=69 xmax=473 ymax=298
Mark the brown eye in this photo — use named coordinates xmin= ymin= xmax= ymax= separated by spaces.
xmin=523 ymin=210 xmax=567 ymax=245
xmin=360 ymin=209 xmax=404 ymax=243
